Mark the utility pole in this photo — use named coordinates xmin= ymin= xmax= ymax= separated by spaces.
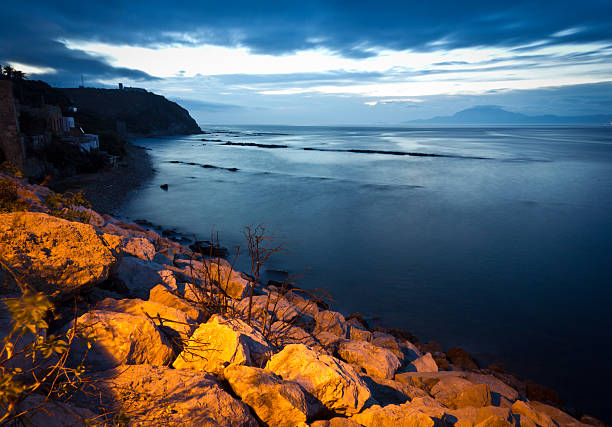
xmin=80 ymin=73 xmax=84 ymax=88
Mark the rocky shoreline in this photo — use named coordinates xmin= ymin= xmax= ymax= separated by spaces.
xmin=49 ymin=141 xmax=155 ymax=215
xmin=0 ymin=168 xmax=608 ymax=426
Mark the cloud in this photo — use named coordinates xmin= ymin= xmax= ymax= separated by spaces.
xmin=2 ymin=1 xmax=612 ymax=83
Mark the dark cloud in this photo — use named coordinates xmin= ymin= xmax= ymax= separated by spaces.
xmin=2 ymin=1 xmax=612 ymax=83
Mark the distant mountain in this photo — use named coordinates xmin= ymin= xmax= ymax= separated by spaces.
xmin=409 ymin=105 xmax=612 ymax=125
xmin=60 ymin=88 xmax=202 ymax=136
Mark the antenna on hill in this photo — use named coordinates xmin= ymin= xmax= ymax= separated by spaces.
xmin=80 ymin=73 xmax=84 ymax=88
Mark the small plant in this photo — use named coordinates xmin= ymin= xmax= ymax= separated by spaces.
xmin=45 ymin=190 xmax=92 ymax=223
xmin=0 ymin=259 xmax=91 ymax=425
xmin=0 ymin=176 xmax=27 ymax=213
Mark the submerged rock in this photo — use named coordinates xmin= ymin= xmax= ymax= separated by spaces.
xmin=266 ymin=344 xmax=371 ymax=416
xmin=0 ymin=212 xmax=121 ymax=297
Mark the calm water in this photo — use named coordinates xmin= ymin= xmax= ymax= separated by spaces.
xmin=121 ymin=126 xmax=612 ymax=420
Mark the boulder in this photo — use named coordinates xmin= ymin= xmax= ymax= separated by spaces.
xmin=313 ymin=330 xmax=345 ymax=354
xmin=67 ymin=310 xmax=174 ymax=371
xmin=115 ymin=256 xmax=169 ymax=298
xmin=75 ymin=364 xmax=257 ymax=426
xmin=173 ymin=314 xmax=272 ymax=375
xmin=511 ymin=401 xmax=557 ymax=427
xmin=235 ymin=294 xmax=299 ymax=324
xmin=349 ymin=324 xmax=373 ymax=342
xmin=149 ymin=284 xmax=203 ymax=321
xmin=283 ymin=290 xmax=320 ymax=318
xmin=430 ymin=376 xmax=492 ymax=409
xmin=530 ymin=402 xmax=588 ymax=427
xmin=311 ymin=419 xmax=362 ymax=427
xmin=7 ymin=394 xmax=98 ymax=427
xmin=269 ymin=321 xmax=323 ymax=351
xmin=465 ymin=372 xmax=519 ymax=407
xmin=337 ymin=340 xmax=401 ymax=379
xmin=121 ymin=236 xmax=156 ymax=261
xmin=406 ymin=352 xmax=438 ymax=373
xmin=447 ymin=347 xmax=480 ymax=371
xmin=395 ymin=370 xmax=463 ymax=391
xmin=372 ymin=332 xmax=404 ymax=362
xmin=350 ymin=398 xmax=442 ymax=427
xmin=224 ymin=364 xmax=311 ymax=426
xmin=361 ymin=375 xmax=429 ymax=405
xmin=314 ymin=310 xmax=348 ymax=338
xmin=266 ymin=344 xmax=371 ymax=416
xmin=0 ymin=212 xmax=121 ymax=296
xmin=94 ymin=297 xmax=197 ymax=339
xmin=446 ymin=406 xmax=512 ymax=427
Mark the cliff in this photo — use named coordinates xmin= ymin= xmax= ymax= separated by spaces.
xmin=60 ymin=88 xmax=202 ymax=136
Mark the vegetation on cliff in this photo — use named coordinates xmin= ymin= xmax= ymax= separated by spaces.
xmin=60 ymin=88 xmax=202 ymax=137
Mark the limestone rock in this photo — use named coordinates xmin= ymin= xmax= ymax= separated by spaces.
xmin=311 ymin=419 xmax=363 ymax=427
xmin=314 ymin=310 xmax=348 ymax=338
xmin=173 ymin=314 xmax=272 ymax=375
xmin=430 ymin=376 xmax=492 ymax=409
xmin=337 ymin=340 xmax=401 ymax=379
xmin=446 ymin=406 xmax=512 ymax=427
xmin=511 ymin=401 xmax=557 ymax=427
xmin=9 ymin=394 xmax=98 ymax=427
xmin=67 ymin=310 xmax=174 ymax=371
xmin=269 ymin=321 xmax=323 ymax=351
xmin=224 ymin=364 xmax=311 ymax=426
xmin=465 ymin=372 xmax=519 ymax=407
xmin=0 ymin=212 xmax=121 ymax=296
xmin=530 ymin=401 xmax=588 ymax=427
xmin=77 ymin=364 xmax=257 ymax=426
xmin=115 ymin=256 xmax=169 ymax=298
xmin=314 ymin=330 xmax=345 ymax=353
xmin=283 ymin=290 xmax=321 ymax=318
xmin=350 ymin=399 xmax=440 ymax=427
xmin=372 ymin=332 xmax=404 ymax=362
xmin=406 ymin=352 xmax=438 ymax=373
xmin=266 ymin=344 xmax=371 ymax=416
xmin=94 ymin=297 xmax=197 ymax=339
xmin=447 ymin=347 xmax=480 ymax=371
xmin=361 ymin=375 xmax=429 ymax=405
xmin=149 ymin=284 xmax=203 ymax=321
xmin=121 ymin=236 xmax=156 ymax=261
xmin=235 ymin=294 xmax=299 ymax=324
xmin=349 ymin=324 xmax=373 ymax=342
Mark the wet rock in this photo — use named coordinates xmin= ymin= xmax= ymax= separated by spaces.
xmin=430 ymin=376 xmax=492 ymax=409
xmin=224 ymin=364 xmax=311 ymax=426
xmin=266 ymin=344 xmax=371 ymax=416
xmin=67 ymin=310 xmax=175 ymax=371
xmin=337 ymin=340 xmax=401 ymax=379
xmin=0 ymin=212 xmax=121 ymax=297
xmin=173 ymin=314 xmax=272 ymax=375
xmin=77 ymin=364 xmax=257 ymax=426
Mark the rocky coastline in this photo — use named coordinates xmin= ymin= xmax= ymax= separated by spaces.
xmin=0 ymin=164 xmax=608 ymax=426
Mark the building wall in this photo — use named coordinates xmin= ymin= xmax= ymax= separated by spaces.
xmin=0 ymin=81 xmax=25 ymax=169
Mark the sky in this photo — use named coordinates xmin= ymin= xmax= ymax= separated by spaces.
xmin=2 ymin=1 xmax=612 ymax=125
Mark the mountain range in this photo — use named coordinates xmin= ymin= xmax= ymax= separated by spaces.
xmin=408 ymin=105 xmax=612 ymax=125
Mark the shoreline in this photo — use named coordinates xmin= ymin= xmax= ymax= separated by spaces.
xmin=50 ymin=141 xmax=155 ymax=215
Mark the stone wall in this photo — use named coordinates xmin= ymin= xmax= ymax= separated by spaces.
xmin=0 ymin=81 xmax=25 ymax=169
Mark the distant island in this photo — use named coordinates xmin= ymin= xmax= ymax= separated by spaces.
xmin=408 ymin=105 xmax=612 ymax=125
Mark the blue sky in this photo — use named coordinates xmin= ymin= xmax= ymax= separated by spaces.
xmin=2 ymin=1 xmax=612 ymax=124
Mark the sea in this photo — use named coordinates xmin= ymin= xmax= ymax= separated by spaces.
xmin=119 ymin=125 xmax=612 ymax=420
